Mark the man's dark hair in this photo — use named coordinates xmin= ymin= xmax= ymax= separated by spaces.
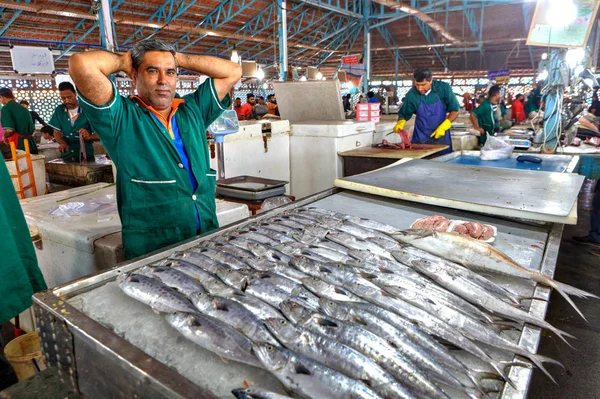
xmin=58 ymin=82 xmax=76 ymax=93
xmin=235 ymin=97 xmax=241 ymax=101
xmin=267 ymin=94 xmax=274 ymax=100
xmin=41 ymin=126 xmax=54 ymax=136
xmin=131 ymin=39 xmax=177 ymax=71
xmin=20 ymin=100 xmax=29 ymax=106
xmin=478 ymin=94 xmax=486 ymax=100
xmin=516 ymin=94 xmax=523 ymax=100
xmin=413 ymin=68 xmax=432 ymax=82
xmin=247 ymin=93 xmax=255 ymax=100
xmin=367 ymin=91 xmax=375 ymax=98
xmin=0 ymin=88 xmax=14 ymax=99
xmin=488 ymin=85 xmax=501 ymax=98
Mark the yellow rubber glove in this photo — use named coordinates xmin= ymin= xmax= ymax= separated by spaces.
xmin=430 ymin=118 xmax=452 ymax=139
xmin=393 ymin=119 xmax=406 ymax=133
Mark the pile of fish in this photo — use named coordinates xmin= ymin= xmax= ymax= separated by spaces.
xmin=117 ymin=207 xmax=597 ymax=399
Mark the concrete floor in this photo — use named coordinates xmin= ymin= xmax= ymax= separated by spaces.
xmin=528 ymin=183 xmax=600 ymax=398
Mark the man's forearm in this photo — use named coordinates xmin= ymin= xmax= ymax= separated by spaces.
xmin=54 ymin=131 xmax=68 ymax=146
xmin=469 ymin=113 xmax=480 ymax=130
xmin=71 ymin=50 xmax=128 ymax=77
xmin=447 ymin=111 xmax=459 ymax=122
xmin=3 ymin=129 xmax=14 ymax=139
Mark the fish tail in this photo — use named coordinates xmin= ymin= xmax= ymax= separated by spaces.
xmin=528 ymin=353 xmax=563 ymax=384
xmin=489 ymin=360 xmax=518 ymax=388
xmin=546 ymin=323 xmax=577 ymax=348
xmin=555 ymin=281 xmax=599 ymax=299
xmin=547 ymin=280 xmax=589 ymax=323
xmin=492 ymin=320 xmax=523 ymax=331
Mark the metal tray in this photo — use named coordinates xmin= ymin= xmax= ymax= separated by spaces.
xmin=216 ymin=185 xmax=287 ymax=201
xmin=216 ymin=175 xmax=288 ymax=192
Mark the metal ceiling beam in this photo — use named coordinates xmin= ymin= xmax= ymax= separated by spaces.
xmin=173 ymin=0 xmax=260 ymax=52
xmin=370 ymin=0 xmax=459 ymax=43
xmin=462 ymin=0 xmax=480 ymax=42
xmin=314 ymin=23 xmax=363 ymax=66
xmin=121 ymin=0 xmax=197 ymax=47
xmin=0 ymin=0 xmax=330 ymax=51
xmin=293 ymin=0 xmax=362 ymax=19
xmin=374 ymin=24 xmax=411 ymax=71
xmin=522 ymin=2 xmax=535 ymax=70
xmin=0 ymin=8 xmax=25 ymax=37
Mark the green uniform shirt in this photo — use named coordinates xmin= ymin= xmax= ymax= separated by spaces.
xmin=48 ymin=104 xmax=94 ymax=162
xmin=524 ymin=86 xmax=542 ymax=115
xmin=78 ymin=79 xmax=230 ymax=259
xmin=471 ymin=99 xmax=497 ymax=144
xmin=0 ymin=99 xmax=37 ymax=154
xmin=397 ymin=80 xmax=460 ymax=121
xmin=0 ymin=160 xmax=47 ymax=324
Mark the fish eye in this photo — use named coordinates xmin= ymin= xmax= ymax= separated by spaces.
xmin=278 ymin=319 xmax=286 ymax=325
xmin=267 ymin=345 xmax=275 ymax=352
xmin=328 ymin=301 xmax=335 ymax=306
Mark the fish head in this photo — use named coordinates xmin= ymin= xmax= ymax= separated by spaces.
xmin=115 ymin=272 xmax=129 ymax=286
xmin=392 ymin=229 xmax=437 ymax=243
xmin=231 ymin=387 xmax=253 ymax=399
xmin=245 ymin=257 xmax=273 ymax=271
xmin=189 ymin=291 xmax=211 ymax=310
xmin=300 ymin=276 xmax=326 ymax=291
xmin=215 ymin=267 xmax=247 ymax=289
xmin=318 ymin=298 xmax=346 ymax=319
xmin=136 ymin=266 xmax=157 ymax=278
xmin=280 ymin=300 xmax=313 ymax=324
xmin=247 ymin=242 xmax=267 ymax=256
xmin=252 ymin=342 xmax=288 ymax=372
xmin=164 ymin=311 xmax=191 ymax=329
xmin=264 ymin=317 xmax=300 ymax=342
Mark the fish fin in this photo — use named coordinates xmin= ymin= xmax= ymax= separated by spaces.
xmin=547 ymin=324 xmax=577 ymax=348
xmin=543 ymin=279 xmax=590 ymax=323
xmin=129 ymin=275 xmax=140 ymax=283
xmin=334 ymin=287 xmax=349 ymax=296
xmin=351 ymin=315 xmax=369 ymax=326
xmin=467 ymin=370 xmax=504 ymax=383
xmin=489 ymin=360 xmax=519 ymax=388
xmin=555 ymin=281 xmax=600 ymax=299
xmin=358 ymin=271 xmax=378 ymax=280
xmin=357 ymin=379 xmax=372 ymax=387
xmin=316 ymin=318 xmax=338 ymax=327
xmin=377 ymin=267 xmax=394 ymax=274
xmin=272 ymin=254 xmax=281 ymax=261
xmin=492 ymin=321 xmax=523 ymax=331
xmin=213 ymin=301 xmax=229 ymax=312
xmin=294 ymin=363 xmax=312 ymax=375
xmin=240 ymin=279 xmax=249 ymax=292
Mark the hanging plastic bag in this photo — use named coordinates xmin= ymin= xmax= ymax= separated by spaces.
xmin=479 ymin=134 xmax=514 ymax=161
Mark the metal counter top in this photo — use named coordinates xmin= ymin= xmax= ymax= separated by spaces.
xmin=434 ymin=151 xmax=580 ymax=173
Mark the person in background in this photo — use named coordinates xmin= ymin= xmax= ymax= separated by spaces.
xmin=524 ymin=82 xmax=543 ymax=117
xmin=252 ymin=96 xmax=269 ymax=120
xmin=476 ymin=94 xmax=486 ymax=107
xmin=69 ymin=38 xmax=241 ymax=259
xmin=463 ymin=93 xmax=474 ymax=111
xmin=367 ymin=91 xmax=380 ymax=103
xmin=19 ymin=100 xmax=47 ymax=127
xmin=470 ymin=84 xmax=501 ymax=145
xmin=511 ymin=93 xmax=526 ymax=122
xmin=343 ymin=94 xmax=351 ymax=112
xmin=48 ymin=82 xmax=99 ymax=163
xmin=393 ymin=68 xmax=460 ymax=156
xmin=233 ymin=97 xmax=243 ymax=120
xmin=0 ymin=159 xmax=47 ymax=391
xmin=0 ymin=88 xmax=37 ymax=154
xmin=40 ymin=125 xmax=55 ymax=142
xmin=588 ymin=93 xmax=600 ymax=117
xmin=267 ymin=94 xmax=278 ymax=115
xmin=574 ymin=183 xmax=600 ymax=255
xmin=239 ymin=93 xmax=254 ymax=120
xmin=358 ymin=94 xmax=365 ymax=104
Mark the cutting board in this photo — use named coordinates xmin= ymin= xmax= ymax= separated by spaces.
xmin=338 ymin=144 xmax=448 ymax=159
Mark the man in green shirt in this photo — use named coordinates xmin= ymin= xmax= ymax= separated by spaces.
xmin=470 ymin=85 xmax=502 ymax=145
xmin=393 ymin=68 xmax=460 ymax=155
xmin=524 ymin=82 xmax=543 ymax=117
xmin=48 ymin=82 xmax=99 ymax=163
xmin=0 ymin=88 xmax=37 ymax=154
xmin=0 ymin=160 xmax=47 ymax=390
xmin=69 ymin=39 xmax=242 ymax=259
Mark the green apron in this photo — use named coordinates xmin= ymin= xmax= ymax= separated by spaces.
xmin=48 ymin=104 xmax=94 ymax=162
xmin=0 ymin=100 xmax=38 ymax=154
xmin=79 ymin=79 xmax=229 ymax=259
xmin=0 ymin=161 xmax=47 ymax=325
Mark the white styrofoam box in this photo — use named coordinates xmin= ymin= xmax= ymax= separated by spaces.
xmin=369 ymin=103 xmax=380 ymax=110
xmin=209 ymin=121 xmax=291 ymax=192
xmin=37 ymin=143 xmax=61 ymax=161
xmin=6 ymin=151 xmax=47 ymax=198
xmin=290 ymin=121 xmax=375 ymax=199
xmin=215 ymin=199 xmax=251 ymax=227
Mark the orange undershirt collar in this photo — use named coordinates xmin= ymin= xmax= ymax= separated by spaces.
xmin=131 ymin=95 xmax=185 ymax=138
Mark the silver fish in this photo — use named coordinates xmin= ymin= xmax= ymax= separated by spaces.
xmin=232 ymin=387 xmax=293 ymax=399
xmin=190 ymin=291 xmax=278 ymax=345
xmin=162 ymin=259 xmax=231 ymax=294
xmin=244 ymin=257 xmax=308 ymax=284
xmin=138 ymin=265 xmax=206 ymax=296
xmin=166 ymin=312 xmax=262 ymax=368
xmin=269 ymin=217 xmax=309 ymax=230
xmin=326 ymin=231 xmax=393 ymax=260
xmin=299 ymin=207 xmax=346 ymax=219
xmin=169 ymin=250 xmax=227 ymax=274
xmin=301 ymin=276 xmax=365 ymax=303
xmin=202 ymin=240 xmax=254 ymax=259
xmin=191 ymin=247 xmax=249 ymax=269
xmin=343 ymin=216 xmax=400 ymax=235
xmin=299 ymin=313 xmax=451 ymax=399
xmin=264 ymin=318 xmax=415 ymax=399
xmin=209 ymin=286 xmax=285 ymax=321
xmin=258 ymin=221 xmax=302 ymax=234
xmin=392 ymin=230 xmax=597 ymax=321
xmin=253 ymin=342 xmax=383 ymax=399
xmin=338 ymin=222 xmax=399 ymax=245
xmin=117 ymin=273 xmax=197 ymax=313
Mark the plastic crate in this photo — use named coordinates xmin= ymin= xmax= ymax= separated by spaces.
xmin=356 ymin=115 xmax=370 ymax=121
xmin=368 ymin=110 xmax=380 ymax=117
xmin=356 ymin=104 xmax=369 ymax=111
xmin=357 ymin=110 xmax=370 ymax=118
xmin=369 ymin=103 xmax=380 ymax=110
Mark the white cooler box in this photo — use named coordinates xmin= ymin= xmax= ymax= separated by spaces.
xmin=290 ymin=121 xmax=375 ymax=199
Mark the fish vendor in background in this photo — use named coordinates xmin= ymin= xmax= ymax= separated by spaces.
xmin=0 ymin=88 xmax=38 ymax=154
xmin=470 ymin=85 xmax=502 ymax=145
xmin=48 ymin=82 xmax=99 ymax=163
xmin=393 ymin=68 xmax=459 ymax=156
xmin=69 ymin=39 xmax=242 ymax=259
xmin=0 ymin=160 xmax=47 ymax=391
